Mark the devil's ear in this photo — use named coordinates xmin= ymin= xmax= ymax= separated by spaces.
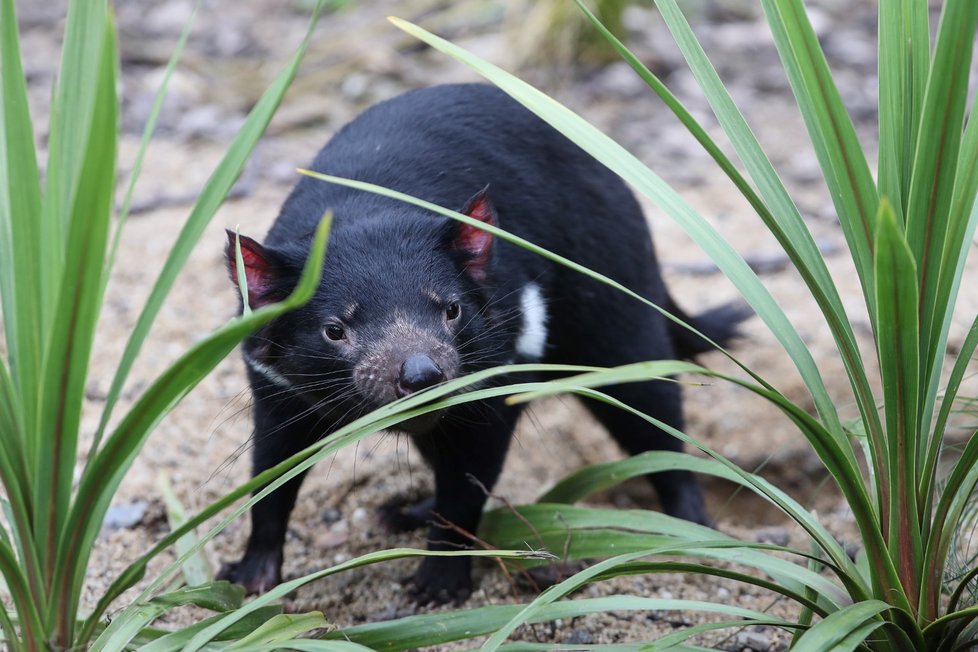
xmin=224 ymin=230 xmax=290 ymax=310
xmin=451 ymin=186 xmax=497 ymax=281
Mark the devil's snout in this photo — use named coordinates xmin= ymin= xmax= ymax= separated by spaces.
xmin=397 ymin=354 xmax=446 ymax=397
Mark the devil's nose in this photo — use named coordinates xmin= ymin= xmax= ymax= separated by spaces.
xmin=397 ymin=354 xmax=445 ymax=397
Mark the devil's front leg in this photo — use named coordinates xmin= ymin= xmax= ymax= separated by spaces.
xmin=407 ymin=396 xmax=522 ymax=604
xmin=217 ymin=381 xmax=323 ymax=594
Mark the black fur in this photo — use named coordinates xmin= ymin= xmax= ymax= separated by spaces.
xmin=218 ymin=84 xmax=749 ymax=604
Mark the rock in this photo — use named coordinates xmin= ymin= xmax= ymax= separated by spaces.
xmin=732 ymin=626 xmax=784 ymax=651
xmin=564 ymin=628 xmax=594 ymax=645
xmin=313 ymin=530 xmax=349 ymax=550
xmin=103 ymin=501 xmax=148 ymax=531
xmin=754 ymin=526 xmax=790 ymax=546
xmin=322 ymin=507 xmax=343 ymax=524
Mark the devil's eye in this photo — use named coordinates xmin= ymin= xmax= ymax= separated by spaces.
xmin=323 ymin=323 xmax=345 ymax=341
xmin=445 ymin=301 xmax=461 ymax=321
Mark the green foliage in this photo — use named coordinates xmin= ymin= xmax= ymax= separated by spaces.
xmin=366 ymin=0 xmax=978 ymax=648
xmin=0 ymin=0 xmax=369 ymax=648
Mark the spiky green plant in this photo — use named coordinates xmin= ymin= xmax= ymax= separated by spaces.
xmin=283 ymin=0 xmax=978 ymax=648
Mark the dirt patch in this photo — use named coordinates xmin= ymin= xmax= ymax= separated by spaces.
xmin=16 ymin=0 xmax=978 ymax=648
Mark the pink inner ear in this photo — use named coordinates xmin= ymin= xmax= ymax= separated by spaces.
xmin=455 ymin=189 xmax=497 ymax=281
xmin=226 ymin=231 xmax=277 ymax=308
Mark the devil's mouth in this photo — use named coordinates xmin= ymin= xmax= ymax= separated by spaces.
xmin=395 ymin=409 xmax=443 ymax=435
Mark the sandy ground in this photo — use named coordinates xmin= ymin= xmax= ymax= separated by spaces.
xmin=12 ymin=0 xmax=978 ymax=649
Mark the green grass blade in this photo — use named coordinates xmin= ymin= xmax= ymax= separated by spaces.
xmin=0 ymin=358 xmax=42 ymax=611
xmin=905 ymin=0 xmax=978 ymax=326
xmin=231 ymin=643 xmax=375 ymax=652
xmin=478 ymin=547 xmax=793 ymax=652
xmin=54 ymin=217 xmax=330 ymax=646
xmin=918 ymin=100 xmax=978 ymax=483
xmin=502 ymin=645 xmax=652 ymax=652
xmin=482 ymin=503 xmax=845 ymax=608
xmin=907 ymin=3 xmax=978 ymax=460
xmin=513 ymin=374 xmax=902 ymax=606
xmin=40 ymin=0 xmax=109 ymax=329
xmin=232 ymin=644 xmax=374 ymax=652
xmin=759 ymin=0 xmax=879 ymax=322
xmin=922 ymin=430 xmax=978 ymax=621
xmin=327 ymin=597 xmax=791 ymax=652
xmin=537 ymin=449 xmax=733 ymax=504
xmin=0 ymin=538 xmax=44 ymax=649
xmin=877 ymin=0 xmax=930 ymax=220
xmin=788 ymin=600 xmax=889 ymax=652
xmin=158 ymin=473 xmax=211 ymax=586
xmin=651 ymin=0 xmax=886 ymax=512
xmin=222 ymin=612 xmax=328 ymax=648
xmin=90 ymin=581 xmax=245 ymax=652
xmin=386 ymin=17 xmax=846 ymax=438
xmin=873 ymin=201 xmax=922 ymax=607
xmin=920 ymin=316 xmax=978 ymax=604
xmin=135 ymin=606 xmax=283 ymax=652
xmin=638 ymin=619 xmax=798 ymax=652
xmin=34 ymin=11 xmax=118 ymax=620
xmin=0 ymin=0 xmax=43 ymax=441
xmin=91 ymin=0 xmax=324 ymax=457
xmin=101 ymin=2 xmax=199 ymax=296
xmin=0 ymin=599 xmax=21 ymax=652
xmin=181 ymin=549 xmax=548 ymax=652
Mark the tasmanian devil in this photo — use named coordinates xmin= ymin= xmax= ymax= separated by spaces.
xmin=218 ymin=83 xmax=747 ymax=604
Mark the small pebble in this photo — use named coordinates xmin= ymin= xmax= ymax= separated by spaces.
xmin=754 ymin=526 xmax=790 ymax=547
xmin=564 ymin=628 xmax=593 ymax=645
xmin=322 ymin=507 xmax=342 ymax=524
xmin=102 ymin=501 xmax=147 ymax=532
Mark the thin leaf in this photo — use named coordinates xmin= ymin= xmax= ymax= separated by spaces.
xmin=181 ymin=549 xmax=550 ymax=651
xmin=327 ymin=596 xmax=791 ymax=652
xmin=231 ymin=644 xmax=376 ymax=652
xmin=873 ymin=200 xmax=922 ymax=608
xmin=90 ymin=0 xmax=200 ymax=453
xmin=0 ymin=0 xmax=43 ymax=443
xmin=509 ymin=371 xmax=887 ymax=602
xmin=877 ymin=0 xmax=929 ymax=220
xmin=905 ymin=0 xmax=978 ymax=343
xmin=39 ymin=0 xmax=109 ymax=328
xmin=0 ymin=538 xmax=44 ymax=650
xmin=102 ymin=1 xmax=198 ymax=288
xmin=136 ymin=605 xmax=283 ymax=652
xmin=0 ymin=357 xmax=40 ymax=603
xmin=921 ymin=315 xmax=978 ymax=616
xmin=788 ymin=600 xmax=889 ymax=652
xmin=36 ymin=13 xmax=118 ymax=633
xmin=234 ymin=228 xmax=253 ymax=315
xmin=919 ymin=105 xmax=978 ymax=514
xmin=90 ymin=581 xmax=245 ymax=652
xmin=223 ymin=612 xmax=330 ymax=648
xmin=479 ymin=548 xmax=791 ymax=652
xmin=91 ymin=0 xmax=325 ymax=457
xmin=759 ymin=0 xmax=879 ymax=321
xmin=483 ymin=504 xmax=846 ymax=607
xmin=158 ymin=472 xmax=211 ymax=586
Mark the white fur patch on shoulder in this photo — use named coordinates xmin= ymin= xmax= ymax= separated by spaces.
xmin=244 ymin=353 xmax=293 ymax=390
xmin=516 ymin=282 xmax=548 ymax=360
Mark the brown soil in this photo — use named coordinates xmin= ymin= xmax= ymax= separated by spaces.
xmin=15 ymin=0 xmax=978 ymax=649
